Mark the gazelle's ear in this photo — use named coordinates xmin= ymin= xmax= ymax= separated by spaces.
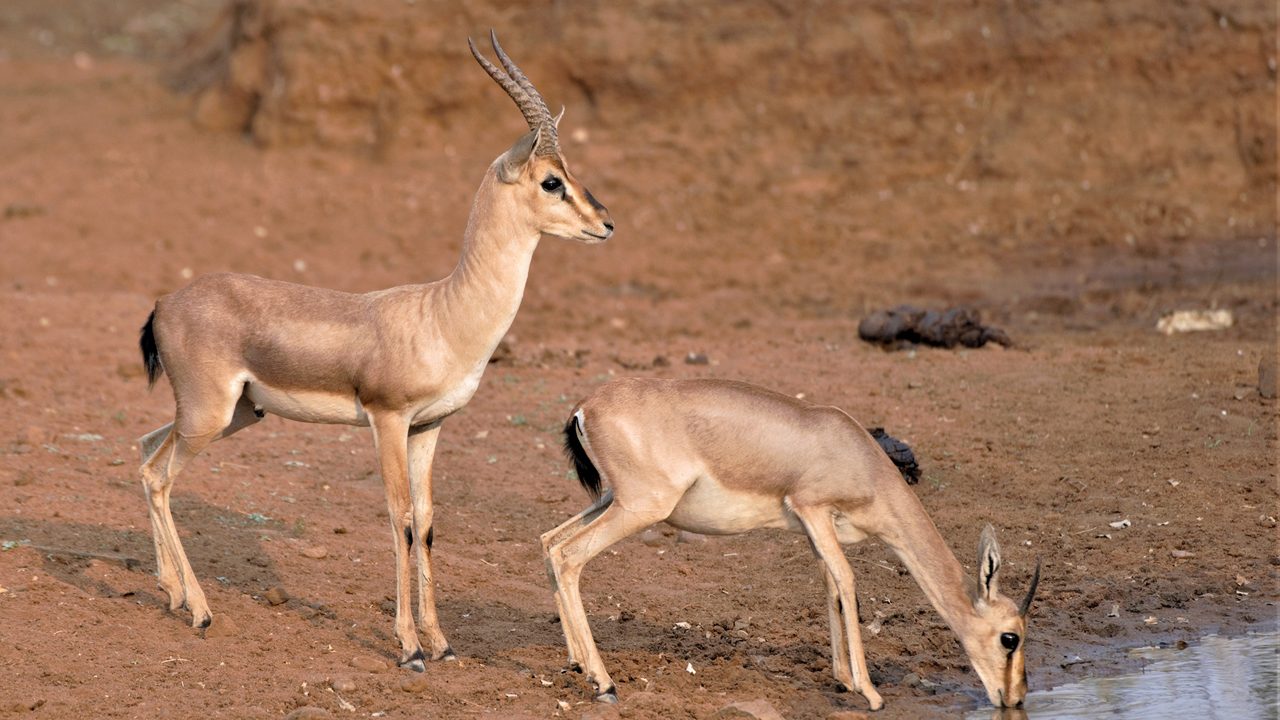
xmin=498 ymin=128 xmax=540 ymax=183
xmin=976 ymin=524 xmax=1001 ymax=602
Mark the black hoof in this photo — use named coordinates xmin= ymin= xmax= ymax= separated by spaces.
xmin=196 ymin=614 xmax=212 ymax=629
xmin=435 ymin=646 xmax=457 ymax=662
xmin=399 ymin=648 xmax=427 ymax=673
xmin=568 ymin=662 xmax=583 ymax=674
xmin=595 ymin=688 xmax=618 ymax=704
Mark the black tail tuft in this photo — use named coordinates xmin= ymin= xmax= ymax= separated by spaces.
xmin=140 ymin=309 xmax=162 ymax=389
xmin=870 ymin=427 xmax=921 ymax=485
xmin=563 ymin=413 xmax=603 ymax=499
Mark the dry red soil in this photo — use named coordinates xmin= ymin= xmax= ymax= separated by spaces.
xmin=0 ymin=1 xmax=1275 ymax=718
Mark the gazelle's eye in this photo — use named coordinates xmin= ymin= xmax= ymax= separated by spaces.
xmin=1000 ymin=632 xmax=1020 ymax=651
xmin=540 ymin=176 xmax=563 ymax=193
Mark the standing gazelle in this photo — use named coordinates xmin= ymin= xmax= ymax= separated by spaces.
xmin=136 ymin=33 xmax=612 ymax=671
xmin=542 ymin=378 xmax=1040 ymax=709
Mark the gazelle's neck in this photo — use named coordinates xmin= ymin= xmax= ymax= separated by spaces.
xmin=876 ymin=492 xmax=977 ymax=640
xmin=433 ymin=167 xmax=540 ymax=357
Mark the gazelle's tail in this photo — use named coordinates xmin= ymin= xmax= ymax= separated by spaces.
xmin=140 ymin=309 xmax=163 ymax=389
xmin=562 ymin=411 xmax=603 ymax=499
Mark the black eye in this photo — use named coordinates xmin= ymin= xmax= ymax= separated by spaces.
xmin=540 ymin=176 xmax=563 ymax=193
xmin=1000 ymin=632 xmax=1020 ymax=652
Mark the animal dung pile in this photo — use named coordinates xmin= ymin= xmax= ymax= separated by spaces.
xmin=858 ymin=306 xmax=1012 ymax=351
xmin=869 ymin=428 xmax=920 ymax=485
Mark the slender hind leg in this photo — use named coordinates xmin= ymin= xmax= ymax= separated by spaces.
xmin=407 ymin=421 xmax=453 ymax=663
xmin=547 ymin=499 xmax=670 ymax=702
xmin=792 ymin=503 xmax=883 ymax=711
xmin=141 ymin=428 xmax=217 ymax=626
xmin=139 ymin=425 xmax=183 ymax=610
xmin=139 ymin=394 xmax=260 ymax=626
xmin=822 ymin=567 xmax=855 ymax=691
xmin=540 ymin=491 xmax=613 ymax=671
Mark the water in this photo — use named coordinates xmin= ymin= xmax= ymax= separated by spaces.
xmin=966 ymin=632 xmax=1279 ymax=720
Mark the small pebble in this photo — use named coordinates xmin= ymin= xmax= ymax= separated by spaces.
xmin=684 ymin=352 xmax=710 ymax=365
xmin=300 ymin=545 xmax=328 ymax=559
xmin=1170 ymin=549 xmax=1195 ymax=559
xmin=399 ymin=674 xmax=430 ymax=693
xmin=329 ymin=677 xmax=356 ymax=693
xmin=265 ymin=587 xmax=289 ymax=605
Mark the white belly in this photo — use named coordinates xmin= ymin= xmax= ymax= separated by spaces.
xmin=246 ymin=382 xmax=369 ymax=426
xmin=665 ymin=475 xmax=802 ymax=535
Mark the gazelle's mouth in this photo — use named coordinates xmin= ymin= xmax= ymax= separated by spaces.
xmin=582 ymin=229 xmax=611 ymax=241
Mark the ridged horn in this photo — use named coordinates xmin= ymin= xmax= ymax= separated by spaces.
xmin=1018 ymin=558 xmax=1042 ymax=617
xmin=468 ymin=31 xmax=558 ymax=155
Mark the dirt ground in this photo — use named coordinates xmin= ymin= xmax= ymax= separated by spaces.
xmin=0 ymin=1 xmax=1276 ymax=718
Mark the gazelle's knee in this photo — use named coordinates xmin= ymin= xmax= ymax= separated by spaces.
xmin=546 ymin=544 xmax=579 ymax=581
xmin=139 ymin=463 xmax=171 ymax=496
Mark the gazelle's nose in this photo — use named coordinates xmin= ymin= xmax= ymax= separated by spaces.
xmin=603 ymin=220 xmax=615 ymax=233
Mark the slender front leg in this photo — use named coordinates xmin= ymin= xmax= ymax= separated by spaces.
xmin=407 ymin=421 xmax=453 ymax=661
xmin=370 ymin=412 xmax=427 ymax=670
xmin=792 ymin=504 xmax=883 ymax=711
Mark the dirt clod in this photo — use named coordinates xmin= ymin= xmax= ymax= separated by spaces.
xmin=3 ymin=698 xmax=45 ymax=713
xmin=203 ymin=614 xmax=240 ymax=639
xmin=350 ymin=655 xmax=389 ymax=673
xmin=716 ymin=699 xmax=785 ymax=720
xmin=1259 ymin=357 xmax=1277 ymax=399
xmin=264 ymin=587 xmax=289 ymax=605
xmin=300 ymin=545 xmax=328 ymax=559
xmin=284 ymin=708 xmax=330 ymax=720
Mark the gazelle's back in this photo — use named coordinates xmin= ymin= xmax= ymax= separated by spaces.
xmin=577 ymin=378 xmax=896 ymax=511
